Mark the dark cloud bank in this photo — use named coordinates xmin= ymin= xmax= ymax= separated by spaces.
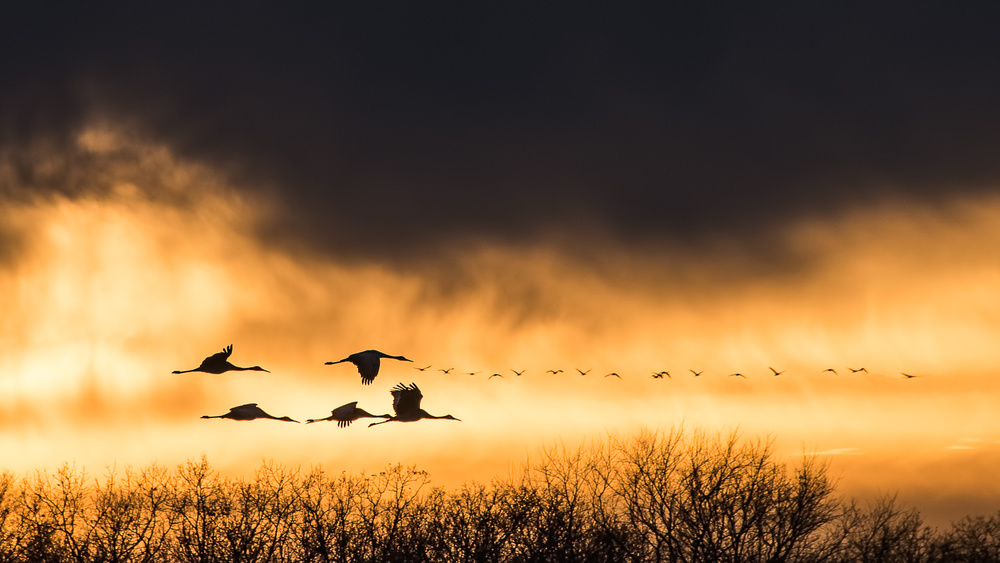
xmin=3 ymin=3 xmax=1000 ymax=262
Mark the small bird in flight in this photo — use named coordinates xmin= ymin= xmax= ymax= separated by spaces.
xmin=729 ymin=372 xmax=747 ymax=378
xmin=439 ymin=368 xmax=454 ymax=374
xmin=546 ymin=369 xmax=564 ymax=375
xmin=172 ymin=344 xmax=269 ymax=375
xmin=821 ymin=368 xmax=838 ymax=375
xmin=305 ymin=402 xmax=390 ymax=427
xmin=576 ymin=368 xmax=591 ymax=376
xmin=651 ymin=371 xmax=671 ymax=379
xmin=769 ymin=367 xmax=784 ymax=376
xmin=201 ymin=403 xmax=297 ymax=423
xmin=511 ymin=369 xmax=525 ymax=376
xmin=488 ymin=373 xmax=503 ymax=380
xmin=690 ymin=369 xmax=704 ymax=377
xmin=849 ymin=367 xmax=869 ymax=374
xmin=325 ymin=350 xmax=413 ymax=385
xmin=414 ymin=365 xmax=432 ymax=372
xmin=466 ymin=371 xmax=481 ymax=376
xmin=605 ymin=372 xmax=622 ymax=379
xmin=901 ymin=372 xmax=920 ymax=379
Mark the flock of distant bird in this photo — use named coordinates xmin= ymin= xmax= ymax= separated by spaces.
xmin=174 ymin=345 xmax=923 ymax=427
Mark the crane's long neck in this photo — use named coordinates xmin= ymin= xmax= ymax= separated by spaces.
xmin=172 ymin=368 xmax=200 ymax=374
xmin=369 ymin=417 xmax=398 ymax=427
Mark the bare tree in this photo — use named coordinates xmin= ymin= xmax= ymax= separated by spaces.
xmin=928 ymin=510 xmax=1000 ymax=562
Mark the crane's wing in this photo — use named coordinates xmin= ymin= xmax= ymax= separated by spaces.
xmin=355 ymin=355 xmax=381 ymax=385
xmin=390 ymin=382 xmax=422 ymax=415
xmin=204 ymin=344 xmax=233 ymax=364
xmin=331 ymin=401 xmax=359 ymax=420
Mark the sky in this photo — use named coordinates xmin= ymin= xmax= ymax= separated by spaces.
xmin=3 ymin=3 xmax=1000 ymax=527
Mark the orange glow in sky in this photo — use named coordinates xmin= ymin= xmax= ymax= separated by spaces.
xmin=3 ymin=127 xmax=1000 ymax=526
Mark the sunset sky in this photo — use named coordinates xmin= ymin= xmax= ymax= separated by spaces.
xmin=3 ymin=4 xmax=1000 ymax=527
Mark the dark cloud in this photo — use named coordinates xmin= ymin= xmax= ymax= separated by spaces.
xmin=3 ymin=3 xmax=1000 ymax=261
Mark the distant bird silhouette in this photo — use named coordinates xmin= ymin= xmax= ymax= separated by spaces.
xmin=821 ymin=368 xmax=838 ymax=375
xmin=466 ymin=371 xmax=481 ymax=376
xmin=414 ymin=365 xmax=432 ymax=372
xmin=729 ymin=372 xmax=747 ymax=378
xmin=201 ymin=403 xmax=297 ymax=422
xmin=488 ymin=373 xmax=503 ymax=380
xmin=369 ymin=383 xmax=461 ymax=427
xmin=690 ymin=369 xmax=704 ymax=377
xmin=438 ymin=368 xmax=454 ymax=374
xmin=605 ymin=372 xmax=621 ymax=379
xmin=769 ymin=367 xmax=785 ymax=376
xmin=325 ymin=350 xmax=413 ymax=385
xmin=546 ymin=369 xmax=563 ymax=375
xmin=576 ymin=368 xmax=591 ymax=376
xmin=305 ymin=402 xmax=390 ymax=427
xmin=173 ymin=345 xmax=269 ymax=374
xmin=849 ymin=367 xmax=869 ymax=374
xmin=653 ymin=370 xmax=671 ymax=379
xmin=511 ymin=369 xmax=525 ymax=376
xmin=901 ymin=372 xmax=920 ymax=379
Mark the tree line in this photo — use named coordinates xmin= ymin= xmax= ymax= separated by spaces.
xmin=0 ymin=429 xmax=996 ymax=562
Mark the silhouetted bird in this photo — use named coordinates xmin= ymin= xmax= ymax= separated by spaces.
xmin=546 ymin=369 xmax=563 ymax=375
xmin=201 ymin=403 xmax=297 ymax=422
xmin=325 ymin=350 xmax=413 ymax=385
xmin=605 ymin=372 xmax=622 ymax=379
xmin=488 ymin=373 xmax=503 ymax=380
xmin=439 ymin=368 xmax=454 ymax=374
xmin=576 ymin=368 xmax=591 ymax=376
xmin=769 ymin=367 xmax=785 ymax=376
xmin=901 ymin=372 xmax=920 ymax=379
xmin=511 ymin=369 xmax=525 ymax=376
xmin=651 ymin=370 xmax=671 ymax=379
xmin=849 ymin=367 xmax=869 ymax=374
xmin=822 ymin=368 xmax=838 ymax=375
xmin=305 ymin=402 xmax=390 ymax=427
xmin=690 ymin=369 xmax=704 ymax=377
xmin=369 ymin=383 xmax=461 ymax=427
xmin=415 ymin=365 xmax=432 ymax=371
xmin=466 ymin=371 xmax=481 ymax=376
xmin=729 ymin=373 xmax=747 ymax=378
xmin=173 ymin=345 xmax=269 ymax=374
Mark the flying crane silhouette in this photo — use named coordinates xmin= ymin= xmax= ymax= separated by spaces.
xmin=369 ymin=383 xmax=461 ymax=427
xmin=172 ymin=345 xmax=269 ymax=374
xmin=849 ymin=367 xmax=869 ymax=374
xmin=546 ymin=369 xmax=563 ymax=375
xmin=690 ymin=369 xmax=704 ymax=377
xmin=305 ymin=402 xmax=390 ymax=427
xmin=821 ymin=368 xmax=838 ymax=375
xmin=438 ymin=368 xmax=454 ymax=374
xmin=769 ymin=367 xmax=785 ymax=376
xmin=605 ymin=372 xmax=622 ymax=379
xmin=511 ymin=369 xmax=525 ymax=376
xmin=576 ymin=368 xmax=591 ymax=376
xmin=325 ymin=349 xmax=413 ymax=385
xmin=201 ymin=403 xmax=297 ymax=422
xmin=414 ymin=365 xmax=432 ymax=372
